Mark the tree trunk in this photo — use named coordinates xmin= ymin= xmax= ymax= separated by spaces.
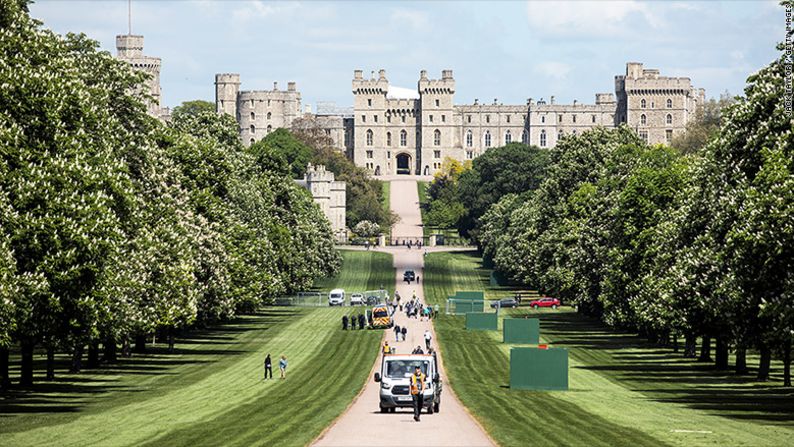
xmin=70 ymin=343 xmax=84 ymax=374
xmin=735 ymin=346 xmax=748 ymax=375
xmin=757 ymin=344 xmax=771 ymax=381
xmin=167 ymin=328 xmax=175 ymax=353
xmin=784 ymin=338 xmax=791 ymax=387
xmin=684 ymin=333 xmax=697 ymax=358
xmin=87 ymin=341 xmax=100 ymax=369
xmin=121 ymin=336 xmax=131 ymax=358
xmin=672 ymin=332 xmax=679 ymax=353
xmin=0 ymin=347 xmax=10 ymax=389
xmin=134 ymin=334 xmax=146 ymax=354
xmin=104 ymin=335 xmax=117 ymax=363
xmin=715 ymin=337 xmax=729 ymax=370
xmin=46 ymin=345 xmax=55 ymax=381
xmin=698 ymin=336 xmax=712 ymax=362
xmin=20 ymin=339 xmax=34 ymax=387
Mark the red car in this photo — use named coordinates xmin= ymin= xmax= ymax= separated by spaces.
xmin=529 ymin=297 xmax=560 ymax=309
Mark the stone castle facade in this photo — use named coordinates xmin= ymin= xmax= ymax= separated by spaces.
xmin=216 ymin=63 xmax=704 ymax=176
xmin=295 ymin=164 xmax=347 ymax=240
xmin=115 ymin=34 xmax=170 ymax=120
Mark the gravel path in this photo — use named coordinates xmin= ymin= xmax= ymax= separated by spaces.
xmin=313 ymin=180 xmax=494 ymax=447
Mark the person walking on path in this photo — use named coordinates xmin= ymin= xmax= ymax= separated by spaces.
xmin=279 ymin=355 xmax=288 ymax=379
xmin=424 ymin=330 xmax=432 ymax=351
xmin=264 ymin=354 xmax=272 ymax=380
xmin=394 ymin=324 xmax=401 ymax=342
xmin=401 ymin=326 xmax=407 ymax=342
xmin=410 ymin=366 xmax=426 ymax=422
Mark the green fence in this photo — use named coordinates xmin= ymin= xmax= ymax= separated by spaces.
xmin=503 ymin=318 xmax=540 ymax=344
xmin=465 ymin=312 xmax=498 ymax=331
xmin=454 ymin=291 xmax=485 ymax=301
xmin=509 ymin=347 xmax=568 ymax=391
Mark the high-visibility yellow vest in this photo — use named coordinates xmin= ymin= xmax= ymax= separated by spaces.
xmin=410 ymin=373 xmax=426 ymax=394
xmin=383 ymin=345 xmax=391 ymax=354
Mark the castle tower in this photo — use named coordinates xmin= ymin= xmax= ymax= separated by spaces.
xmin=418 ymin=69 xmax=456 ymax=175
xmin=303 ymin=164 xmax=346 ymax=238
xmin=115 ymin=34 xmax=163 ymax=117
xmin=352 ymin=69 xmax=390 ymax=173
xmin=215 ymin=73 xmax=241 ymax=117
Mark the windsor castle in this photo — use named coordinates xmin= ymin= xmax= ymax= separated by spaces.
xmin=117 ymin=33 xmax=705 ymax=179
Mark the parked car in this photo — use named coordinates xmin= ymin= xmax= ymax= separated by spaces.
xmin=528 ymin=297 xmax=560 ymax=309
xmin=490 ymin=298 xmax=519 ymax=309
xmin=403 ymin=270 xmax=416 ymax=282
xmin=350 ymin=293 xmax=364 ymax=306
xmin=328 ymin=289 xmax=345 ymax=306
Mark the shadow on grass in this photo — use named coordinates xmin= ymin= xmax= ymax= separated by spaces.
xmin=537 ymin=310 xmax=794 ymax=426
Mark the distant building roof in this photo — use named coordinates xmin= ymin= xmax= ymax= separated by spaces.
xmin=316 ymin=101 xmax=353 ymax=117
xmin=387 ymin=85 xmax=419 ymax=100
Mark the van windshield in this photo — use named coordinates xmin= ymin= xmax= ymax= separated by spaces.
xmin=330 ymin=293 xmax=342 ymax=299
xmin=373 ymin=309 xmax=388 ymax=318
xmin=385 ymin=360 xmax=429 ymax=378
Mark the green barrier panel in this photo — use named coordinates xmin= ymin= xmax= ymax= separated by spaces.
xmin=465 ymin=312 xmax=497 ymax=330
xmin=455 ymin=291 xmax=484 ymax=301
xmin=449 ymin=298 xmax=485 ymax=315
xmin=503 ymin=318 xmax=540 ymax=344
xmin=510 ymin=347 xmax=568 ymax=390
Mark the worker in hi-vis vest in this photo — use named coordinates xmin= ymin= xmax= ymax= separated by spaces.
xmin=382 ymin=341 xmax=391 ymax=354
xmin=410 ymin=366 xmax=426 ymax=422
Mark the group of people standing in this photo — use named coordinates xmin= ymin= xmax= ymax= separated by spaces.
xmin=263 ymin=353 xmax=288 ymax=380
xmin=341 ymin=312 xmax=368 ymax=330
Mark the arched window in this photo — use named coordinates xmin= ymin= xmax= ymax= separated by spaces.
xmin=266 ymin=125 xmax=272 ymax=134
xmin=641 ymin=99 xmax=647 ymax=108
xmin=522 ymin=130 xmax=528 ymax=144
xmin=505 ymin=130 xmax=512 ymax=144
xmin=267 ymin=112 xmax=272 ymax=120
xmin=250 ymin=112 xmax=255 ymax=120
xmin=250 ymin=124 xmax=255 ymax=134
xmin=484 ymin=131 xmax=491 ymax=147
xmin=666 ymin=98 xmax=673 ymax=108
xmin=434 ymin=129 xmax=441 ymax=146
xmin=540 ymin=130 xmax=547 ymax=147
xmin=250 ymin=138 xmax=255 ymax=145
xmin=466 ymin=130 xmax=473 ymax=147
xmin=666 ymin=114 xmax=672 ymax=125
xmin=366 ymin=129 xmax=373 ymax=146
xmin=387 ymin=132 xmax=392 ymax=146
xmin=640 ymin=114 xmax=647 ymax=125
xmin=400 ymin=130 xmax=407 ymax=146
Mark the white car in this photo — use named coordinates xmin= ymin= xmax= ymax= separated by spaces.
xmin=328 ymin=289 xmax=345 ymax=306
xmin=350 ymin=293 xmax=364 ymax=306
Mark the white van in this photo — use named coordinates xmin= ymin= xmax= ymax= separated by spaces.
xmin=328 ymin=289 xmax=345 ymax=306
xmin=374 ymin=353 xmax=442 ymax=414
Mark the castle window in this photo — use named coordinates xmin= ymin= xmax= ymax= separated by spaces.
xmin=666 ymin=129 xmax=673 ymax=142
xmin=368 ymin=99 xmax=372 ymax=107
xmin=466 ymin=151 xmax=473 ymax=159
xmin=541 ymin=115 xmax=545 ymax=123
xmin=639 ymin=130 xmax=648 ymax=143
xmin=251 ymin=112 xmax=255 ymax=120
xmin=572 ymin=130 xmax=577 ymax=135
xmin=387 ymin=115 xmax=391 ymax=123
xmin=506 ymin=115 xmax=511 ymax=123
xmin=486 ymin=115 xmax=490 ymax=123
xmin=641 ymin=99 xmax=647 ymax=108
xmin=466 ymin=130 xmax=473 ymax=147
xmin=558 ymin=130 xmax=564 ymax=139
xmin=267 ymin=125 xmax=272 ymax=133
xmin=651 ymin=101 xmax=655 ymax=108
xmin=522 ymin=130 xmax=528 ymax=144
xmin=401 ymin=115 xmax=406 ymax=123
xmin=367 ymin=150 xmax=373 ymax=159
xmin=400 ymin=130 xmax=407 ymax=146
xmin=250 ymin=99 xmax=254 ymax=108
xmin=667 ymin=98 xmax=673 ymax=108
xmin=387 ymin=132 xmax=392 ymax=146
xmin=267 ymin=99 xmax=271 ymax=106
xmin=362 ymin=115 xmax=366 ymax=122
xmin=429 ymin=115 xmax=434 ymax=123
xmin=666 ymin=114 xmax=672 ymax=125
xmin=250 ymin=138 xmax=255 ymax=145
xmin=572 ymin=115 xmax=577 ymax=123
xmin=484 ymin=130 xmax=492 ymax=147
xmin=592 ymin=114 xmax=596 ymax=123
xmin=250 ymin=124 xmax=255 ymax=134
xmin=505 ymin=130 xmax=512 ymax=144
xmin=467 ymin=115 xmax=472 ymax=123
xmin=434 ymin=129 xmax=441 ymax=146
xmin=640 ymin=114 xmax=647 ymax=125
xmin=374 ymin=115 xmax=378 ymax=123
xmin=558 ymin=114 xmax=563 ymax=123
xmin=441 ymin=115 xmax=446 ymax=123
xmin=267 ymin=112 xmax=272 ymax=120
xmin=434 ymin=150 xmax=441 ymax=159
xmin=540 ymin=130 xmax=547 ymax=147
xmin=366 ymin=129 xmax=373 ymax=146
xmin=435 ymin=99 xmax=440 ymax=107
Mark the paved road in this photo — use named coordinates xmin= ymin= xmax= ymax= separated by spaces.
xmin=313 ymin=180 xmax=494 ymax=447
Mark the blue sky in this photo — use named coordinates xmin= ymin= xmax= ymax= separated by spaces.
xmin=30 ymin=1 xmax=782 ymax=110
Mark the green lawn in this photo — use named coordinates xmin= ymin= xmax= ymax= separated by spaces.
xmin=0 ymin=250 xmax=392 ymax=447
xmin=314 ymin=249 xmax=394 ymax=293
xmin=424 ymin=251 xmax=794 ymax=447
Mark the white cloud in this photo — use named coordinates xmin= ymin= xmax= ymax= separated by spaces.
xmin=534 ymin=61 xmax=572 ymax=80
xmin=231 ymin=1 xmax=301 ymax=23
xmin=526 ymin=0 xmax=662 ymax=38
xmin=390 ymin=8 xmax=429 ymax=30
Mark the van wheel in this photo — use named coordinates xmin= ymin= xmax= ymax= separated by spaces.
xmin=380 ymin=405 xmax=387 ymax=413
xmin=433 ymin=401 xmax=440 ymax=413
xmin=427 ymin=405 xmax=434 ymax=414
xmin=389 ymin=407 xmax=396 ymax=413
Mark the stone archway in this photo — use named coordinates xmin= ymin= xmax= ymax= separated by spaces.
xmin=396 ymin=153 xmax=412 ymax=175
